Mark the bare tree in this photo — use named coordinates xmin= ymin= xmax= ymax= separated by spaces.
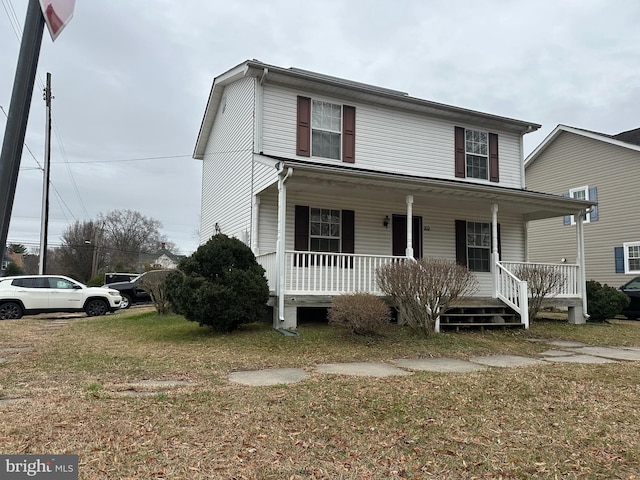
xmin=514 ymin=264 xmax=566 ymax=321
xmin=136 ymin=270 xmax=172 ymax=314
xmin=56 ymin=220 xmax=102 ymax=282
xmin=377 ymin=258 xmax=478 ymax=336
xmin=99 ymin=210 xmax=170 ymax=269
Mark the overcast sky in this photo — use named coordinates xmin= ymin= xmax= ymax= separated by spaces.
xmin=1 ymin=0 xmax=639 ymax=255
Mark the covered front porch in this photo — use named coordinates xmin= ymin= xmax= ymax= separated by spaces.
xmin=251 ymin=157 xmax=596 ymax=330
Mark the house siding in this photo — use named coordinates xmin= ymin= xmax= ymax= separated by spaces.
xmin=526 ymin=131 xmax=640 ymax=286
xmin=200 ymin=77 xmax=255 ymax=243
xmin=262 ymin=84 xmax=523 ymax=189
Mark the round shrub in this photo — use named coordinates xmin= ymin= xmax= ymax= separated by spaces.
xmin=586 ymin=280 xmax=630 ymax=322
xmin=328 ymin=293 xmax=391 ymax=336
xmin=166 ymin=235 xmax=269 ymax=332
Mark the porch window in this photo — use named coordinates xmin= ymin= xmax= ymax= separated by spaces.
xmin=455 ymin=220 xmax=500 ymax=273
xmin=455 ymin=127 xmax=499 ymax=182
xmin=297 ymin=97 xmax=356 ymax=163
xmin=295 ymin=205 xmax=355 ymax=254
xmin=310 ymin=208 xmax=341 ymax=252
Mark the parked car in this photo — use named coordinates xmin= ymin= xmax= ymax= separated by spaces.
xmin=102 ymin=271 xmax=160 ymax=309
xmin=0 ymin=275 xmax=122 ymax=320
xmin=620 ymin=277 xmax=640 ymax=320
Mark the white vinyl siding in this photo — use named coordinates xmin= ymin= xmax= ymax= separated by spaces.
xmin=262 ymin=84 xmax=523 ymax=188
xmin=200 ymin=77 xmax=255 ymax=243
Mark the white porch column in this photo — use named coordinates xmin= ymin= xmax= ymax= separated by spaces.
xmin=491 ymin=203 xmax=499 ymax=298
xmin=251 ymin=196 xmax=260 ymax=255
xmin=276 ymin=167 xmax=293 ymax=325
xmin=405 ymin=195 xmax=414 ymax=258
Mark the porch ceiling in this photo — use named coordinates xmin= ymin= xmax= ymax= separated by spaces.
xmin=259 ymin=156 xmax=595 ymax=221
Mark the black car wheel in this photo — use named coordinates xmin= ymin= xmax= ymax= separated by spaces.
xmin=85 ymin=299 xmax=108 ymax=317
xmin=119 ymin=294 xmax=132 ymax=309
xmin=0 ymin=302 xmax=23 ymax=320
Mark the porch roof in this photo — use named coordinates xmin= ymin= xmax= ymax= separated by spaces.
xmin=256 ymin=154 xmax=596 ymax=221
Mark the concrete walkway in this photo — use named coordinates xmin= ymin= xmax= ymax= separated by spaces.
xmin=228 ymin=340 xmax=640 ymax=386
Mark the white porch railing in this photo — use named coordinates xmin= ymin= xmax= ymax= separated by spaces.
xmin=499 ymin=261 xmax=580 ymax=297
xmin=495 ymin=262 xmax=529 ymax=329
xmin=256 ymin=251 xmax=402 ymax=295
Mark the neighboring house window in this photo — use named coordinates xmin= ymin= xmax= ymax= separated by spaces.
xmin=563 ymin=186 xmax=599 ymax=225
xmin=455 ymin=126 xmax=499 ymax=182
xmin=297 ymin=96 xmax=356 ymax=163
xmin=295 ymin=205 xmax=354 ymax=254
xmin=455 ymin=220 xmax=501 ymax=273
xmin=621 ymin=242 xmax=640 ymax=274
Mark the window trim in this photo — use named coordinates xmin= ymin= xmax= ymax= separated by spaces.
xmin=309 ymin=207 xmax=342 ymax=253
xmin=466 ymin=221 xmax=491 ymax=272
xmin=311 ymin=99 xmax=342 ymax=161
xmin=465 ymin=129 xmax=489 ymax=180
xmin=624 ymin=241 xmax=640 ymax=274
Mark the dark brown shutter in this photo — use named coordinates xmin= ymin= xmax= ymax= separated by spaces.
xmin=294 ymin=205 xmax=309 ymax=251
xmin=341 ymin=210 xmax=355 ymax=253
xmin=455 ymin=126 xmax=466 ymax=178
xmin=455 ymin=220 xmax=467 ymax=266
xmin=342 ymin=105 xmax=356 ymax=163
xmin=296 ymin=96 xmax=311 ymax=157
xmin=489 ymin=133 xmax=499 ymax=182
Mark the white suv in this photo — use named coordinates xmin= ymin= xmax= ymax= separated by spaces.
xmin=0 ymin=275 xmax=122 ymax=320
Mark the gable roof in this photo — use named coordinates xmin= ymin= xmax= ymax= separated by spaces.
xmin=525 ymin=124 xmax=640 ymax=168
xmin=194 ymin=59 xmax=541 ymax=159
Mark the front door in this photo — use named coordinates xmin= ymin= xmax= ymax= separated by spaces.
xmin=392 ymin=215 xmax=423 ymax=259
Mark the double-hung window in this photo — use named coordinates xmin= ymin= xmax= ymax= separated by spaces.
xmin=310 ymin=208 xmax=341 ymax=252
xmin=624 ymin=242 xmax=640 ymax=274
xmin=455 ymin=126 xmax=499 ymax=182
xmin=466 ymin=222 xmax=491 ymax=272
xmin=465 ymin=130 xmax=489 ymax=180
xmin=311 ymin=101 xmax=342 ymax=160
xmin=296 ymin=96 xmax=356 ymax=162
xmin=565 ymin=185 xmax=598 ymax=224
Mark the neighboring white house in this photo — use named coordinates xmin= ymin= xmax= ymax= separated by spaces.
xmin=526 ymin=124 xmax=640 ymax=287
xmin=193 ymin=60 xmax=595 ymax=330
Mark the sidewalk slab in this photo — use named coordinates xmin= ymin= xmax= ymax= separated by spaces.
xmin=538 ymin=349 xmax=575 ymax=357
xmin=543 ymin=355 xmax=617 ymax=364
xmin=228 ymin=368 xmax=309 ymax=386
xmin=393 ymin=358 xmax=487 ymax=373
xmin=469 ymin=355 xmax=545 ymax=368
xmin=569 ymin=346 xmax=640 ymax=361
xmin=315 ymin=362 xmax=411 ymax=377
xmin=546 ymin=340 xmax=589 ymax=348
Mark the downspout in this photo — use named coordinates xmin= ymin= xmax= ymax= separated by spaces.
xmin=577 ymin=208 xmax=590 ymax=320
xmin=276 ymin=164 xmax=293 ymax=322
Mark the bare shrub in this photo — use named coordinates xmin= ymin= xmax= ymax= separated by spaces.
xmin=328 ymin=293 xmax=391 ymax=336
xmin=137 ymin=270 xmax=172 ymax=314
xmin=376 ymin=258 xmax=478 ymax=336
xmin=514 ymin=264 xmax=566 ymax=321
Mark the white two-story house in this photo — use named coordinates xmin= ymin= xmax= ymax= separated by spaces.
xmin=193 ymin=60 xmax=595 ymax=330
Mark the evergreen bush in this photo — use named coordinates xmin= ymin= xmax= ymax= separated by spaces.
xmin=166 ymin=235 xmax=269 ymax=332
xmin=586 ymin=280 xmax=629 ymax=321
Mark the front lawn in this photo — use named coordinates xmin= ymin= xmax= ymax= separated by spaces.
xmin=1 ymin=310 xmax=639 ymax=478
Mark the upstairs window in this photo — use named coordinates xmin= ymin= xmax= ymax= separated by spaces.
xmin=297 ymin=97 xmax=355 ymax=163
xmin=312 ymin=101 xmax=342 ymax=160
xmin=455 ymin=126 xmax=499 ymax=182
xmin=465 ymin=130 xmax=488 ymax=179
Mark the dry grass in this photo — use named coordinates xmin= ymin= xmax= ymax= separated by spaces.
xmin=1 ymin=309 xmax=640 ymax=479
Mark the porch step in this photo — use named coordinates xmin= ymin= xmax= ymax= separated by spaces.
xmin=440 ymin=305 xmax=523 ymax=331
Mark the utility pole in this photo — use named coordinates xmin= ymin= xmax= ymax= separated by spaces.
xmin=39 ymin=72 xmax=52 ymax=275
xmin=0 ymin=0 xmax=45 ymax=260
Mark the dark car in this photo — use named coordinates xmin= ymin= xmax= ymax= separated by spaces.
xmin=620 ymin=277 xmax=640 ymax=320
xmin=102 ymin=272 xmax=152 ymax=309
